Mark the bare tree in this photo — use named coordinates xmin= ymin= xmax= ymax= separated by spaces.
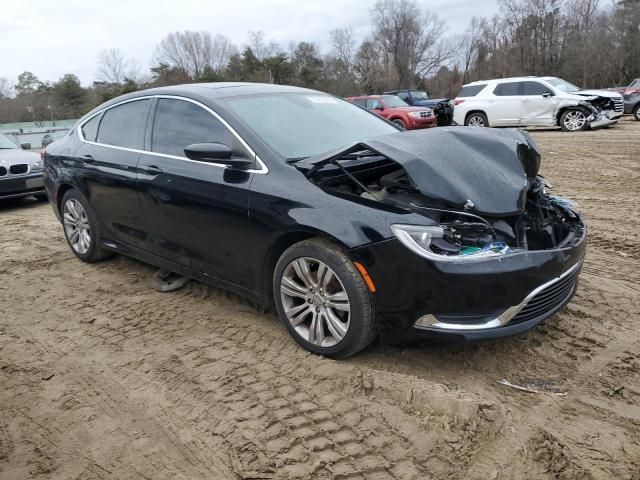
xmin=566 ymin=0 xmax=601 ymax=86
xmin=371 ymin=0 xmax=451 ymax=88
xmin=0 ymin=77 xmax=14 ymax=98
xmin=154 ymin=31 xmax=236 ymax=79
xmin=96 ymin=48 xmax=129 ymax=84
xmin=330 ymin=28 xmax=356 ymax=71
xmin=247 ymin=31 xmax=279 ymax=60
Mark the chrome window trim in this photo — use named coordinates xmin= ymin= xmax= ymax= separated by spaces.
xmin=76 ymin=94 xmax=268 ymax=174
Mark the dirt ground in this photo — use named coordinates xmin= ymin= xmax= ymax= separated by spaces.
xmin=1 ymin=118 xmax=639 ymax=480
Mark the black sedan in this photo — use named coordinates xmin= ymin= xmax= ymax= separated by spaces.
xmin=43 ymin=83 xmax=586 ymax=358
xmin=0 ymin=133 xmax=47 ymax=201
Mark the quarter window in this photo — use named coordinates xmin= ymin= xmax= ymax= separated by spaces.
xmin=81 ymin=113 xmax=102 ymax=142
xmin=396 ymin=92 xmax=409 ymax=101
xmin=457 ymin=84 xmax=487 ymax=97
xmin=96 ymin=100 xmax=150 ymax=149
xmin=350 ymin=98 xmax=367 ymax=107
xmin=493 ymin=82 xmax=523 ymax=96
xmin=151 ymin=99 xmax=236 ymax=158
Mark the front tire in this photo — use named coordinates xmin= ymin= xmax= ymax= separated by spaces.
xmin=392 ymin=118 xmax=406 ymax=129
xmin=560 ymin=109 xmax=588 ymax=131
xmin=273 ymin=239 xmax=376 ymax=358
xmin=61 ymin=189 xmax=113 ymax=263
xmin=633 ymin=104 xmax=640 ymax=121
xmin=465 ymin=112 xmax=489 ymax=127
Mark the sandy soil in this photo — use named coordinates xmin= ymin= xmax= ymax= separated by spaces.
xmin=1 ymin=118 xmax=639 ymax=480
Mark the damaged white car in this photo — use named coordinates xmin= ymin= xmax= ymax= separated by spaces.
xmin=454 ymin=76 xmax=624 ymax=131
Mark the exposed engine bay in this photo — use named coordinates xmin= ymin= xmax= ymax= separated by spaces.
xmin=295 ymin=128 xmax=584 ymax=257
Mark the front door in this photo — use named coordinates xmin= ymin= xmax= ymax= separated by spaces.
xmin=136 ymin=97 xmax=255 ymax=287
xmin=520 ymin=81 xmax=557 ymax=126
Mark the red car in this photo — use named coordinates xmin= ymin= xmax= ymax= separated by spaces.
xmin=347 ymin=95 xmax=436 ymax=130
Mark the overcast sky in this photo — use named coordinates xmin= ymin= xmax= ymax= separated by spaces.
xmin=1 ymin=0 xmax=501 ymax=86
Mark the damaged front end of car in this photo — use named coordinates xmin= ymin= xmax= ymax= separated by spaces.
xmin=293 ymin=127 xmax=587 ymax=342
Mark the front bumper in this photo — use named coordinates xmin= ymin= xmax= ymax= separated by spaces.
xmin=349 ymin=222 xmax=586 ymax=343
xmin=0 ymin=172 xmax=45 ymax=199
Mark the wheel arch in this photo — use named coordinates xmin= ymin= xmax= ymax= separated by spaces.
xmin=465 ymin=110 xmax=488 ymax=124
xmin=555 ymin=104 xmax=591 ymax=126
xmin=260 ymin=230 xmax=351 ymax=308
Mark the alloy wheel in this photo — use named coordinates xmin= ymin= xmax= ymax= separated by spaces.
xmin=280 ymin=257 xmax=351 ymax=348
xmin=563 ymin=111 xmax=587 ymax=131
xmin=63 ymin=198 xmax=91 ymax=254
xmin=468 ymin=115 xmax=486 ymax=127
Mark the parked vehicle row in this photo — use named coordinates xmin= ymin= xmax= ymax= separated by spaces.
xmin=347 ymin=95 xmax=436 ymax=130
xmin=453 ymin=76 xmax=624 ymax=131
xmin=383 ymin=89 xmax=454 ymax=126
xmin=43 ymin=83 xmax=586 ymax=358
xmin=0 ymin=132 xmax=47 ymax=201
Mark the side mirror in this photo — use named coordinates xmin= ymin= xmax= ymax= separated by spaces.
xmin=374 ymin=105 xmax=384 ymax=110
xmin=184 ymin=143 xmax=253 ymax=167
xmin=21 ymin=142 xmax=31 ymax=150
xmin=542 ymin=91 xmax=553 ymax=98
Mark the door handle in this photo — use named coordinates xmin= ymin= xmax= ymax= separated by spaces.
xmin=141 ymin=165 xmax=164 ymax=175
xmin=80 ymin=154 xmax=95 ymax=163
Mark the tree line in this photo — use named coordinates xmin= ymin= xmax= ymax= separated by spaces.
xmin=0 ymin=0 xmax=638 ymax=123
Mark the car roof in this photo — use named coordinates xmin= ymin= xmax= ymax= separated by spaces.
xmin=95 ymin=82 xmax=320 ymax=109
xmin=463 ymin=76 xmax=555 ymax=86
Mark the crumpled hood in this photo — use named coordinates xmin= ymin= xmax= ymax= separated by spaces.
xmin=573 ymin=89 xmax=623 ymax=100
xmin=303 ymin=127 xmax=541 ymax=217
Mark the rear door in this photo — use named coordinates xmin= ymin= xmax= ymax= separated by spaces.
xmin=520 ymin=81 xmax=557 ymax=126
xmin=136 ymin=97 xmax=255 ymax=285
xmin=490 ymin=81 xmax=524 ymax=126
xmin=75 ymin=98 xmax=151 ymax=249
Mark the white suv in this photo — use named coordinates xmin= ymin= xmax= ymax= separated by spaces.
xmin=453 ymin=76 xmax=624 ymax=131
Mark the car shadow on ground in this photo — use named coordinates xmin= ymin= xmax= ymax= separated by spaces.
xmin=0 ymin=196 xmax=48 ymax=213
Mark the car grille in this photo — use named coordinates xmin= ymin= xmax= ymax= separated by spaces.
xmin=613 ymin=98 xmax=624 ymax=112
xmin=9 ymin=164 xmax=28 ymax=175
xmin=418 ymin=111 xmax=432 ymax=118
xmin=0 ymin=167 xmax=6 ymax=177
xmin=510 ymin=265 xmax=581 ymax=325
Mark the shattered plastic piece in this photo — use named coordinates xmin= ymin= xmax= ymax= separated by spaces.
xmin=550 ymin=196 xmax=577 ymax=209
xmin=459 ymin=242 xmax=511 ymax=257
xmin=498 ymin=378 xmax=568 ymax=396
xmin=460 ymin=246 xmax=482 ymax=256
xmin=151 ymin=269 xmax=190 ymax=292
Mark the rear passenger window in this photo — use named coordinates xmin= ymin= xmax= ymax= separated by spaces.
xmin=523 ymin=82 xmax=550 ymax=95
xmin=151 ymin=98 xmax=235 ymax=158
xmin=493 ymin=82 xmax=523 ymax=96
xmin=81 ymin=113 xmax=102 ymax=142
xmin=96 ymin=100 xmax=149 ymax=149
xmin=396 ymin=92 xmax=409 ymax=101
xmin=350 ymin=98 xmax=367 ymax=107
xmin=457 ymin=84 xmax=486 ymax=97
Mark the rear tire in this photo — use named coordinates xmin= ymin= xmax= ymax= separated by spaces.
xmin=465 ymin=112 xmax=488 ymax=127
xmin=273 ymin=238 xmax=376 ymax=358
xmin=560 ymin=109 xmax=588 ymax=131
xmin=633 ymin=104 xmax=640 ymax=121
xmin=392 ymin=118 xmax=406 ymax=129
xmin=61 ymin=189 xmax=113 ymax=263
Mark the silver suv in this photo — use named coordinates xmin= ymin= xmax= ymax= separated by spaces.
xmin=453 ymin=76 xmax=624 ymax=131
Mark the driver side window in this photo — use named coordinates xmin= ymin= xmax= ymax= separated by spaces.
xmin=366 ymin=98 xmax=382 ymax=109
xmin=151 ymin=98 xmax=244 ymax=158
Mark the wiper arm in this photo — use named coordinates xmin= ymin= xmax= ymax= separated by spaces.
xmin=286 ymin=156 xmax=309 ymax=164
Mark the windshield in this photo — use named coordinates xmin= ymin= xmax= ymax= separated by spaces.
xmin=0 ymin=133 xmax=18 ymax=149
xmin=410 ymin=90 xmax=429 ymax=100
xmin=545 ymin=78 xmax=580 ymax=93
xmin=222 ymin=93 xmax=398 ymax=160
xmin=381 ymin=95 xmax=409 ymax=107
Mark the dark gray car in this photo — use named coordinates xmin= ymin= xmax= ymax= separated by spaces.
xmin=0 ymin=133 xmax=47 ymax=200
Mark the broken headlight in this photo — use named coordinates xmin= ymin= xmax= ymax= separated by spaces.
xmin=391 ymin=224 xmax=511 ymax=262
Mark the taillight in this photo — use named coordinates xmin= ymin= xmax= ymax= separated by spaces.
xmin=454 ymin=99 xmax=465 ymax=106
